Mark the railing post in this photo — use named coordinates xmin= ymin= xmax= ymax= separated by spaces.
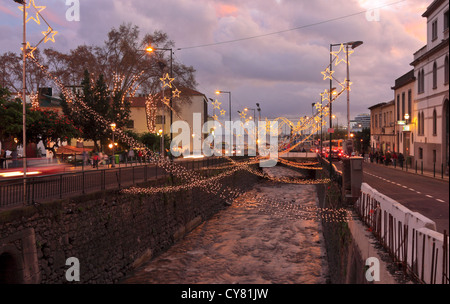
xmin=82 ymin=171 xmax=85 ymax=195
xmin=31 ymin=177 xmax=35 ymax=205
xmin=59 ymin=174 xmax=63 ymax=199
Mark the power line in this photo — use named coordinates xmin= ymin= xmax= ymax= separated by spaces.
xmin=177 ymin=0 xmax=406 ymax=51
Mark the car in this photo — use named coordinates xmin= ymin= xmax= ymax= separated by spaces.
xmin=0 ymin=158 xmax=70 ymax=179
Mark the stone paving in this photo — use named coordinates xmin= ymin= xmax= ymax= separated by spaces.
xmin=122 ymin=166 xmax=329 ymax=284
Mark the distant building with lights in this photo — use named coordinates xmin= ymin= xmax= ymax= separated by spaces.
xmin=350 ymin=114 xmax=371 ymax=132
xmin=369 ymin=101 xmax=395 ymax=153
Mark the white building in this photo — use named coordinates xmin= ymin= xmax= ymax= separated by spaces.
xmin=410 ymin=0 xmax=449 ymax=172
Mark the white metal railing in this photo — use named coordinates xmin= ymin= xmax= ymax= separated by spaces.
xmin=356 ymin=183 xmax=449 ymax=284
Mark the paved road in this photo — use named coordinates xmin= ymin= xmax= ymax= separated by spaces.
xmin=336 ymin=161 xmax=449 ymax=234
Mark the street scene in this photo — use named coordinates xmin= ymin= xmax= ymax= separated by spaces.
xmin=0 ymin=0 xmax=448 ymax=298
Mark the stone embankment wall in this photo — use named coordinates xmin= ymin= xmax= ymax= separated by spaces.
xmin=0 ymin=168 xmax=260 ymax=284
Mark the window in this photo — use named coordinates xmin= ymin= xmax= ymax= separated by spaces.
xmin=374 ymin=114 xmax=377 ymax=128
xmin=433 ymin=109 xmax=437 ymax=136
xmin=379 ymin=114 xmax=382 ymax=129
xmin=397 ymin=95 xmax=400 ymax=120
xmin=419 ymin=147 xmax=423 ymax=160
xmin=418 ymin=70 xmax=425 ymax=94
xmin=433 ymin=61 xmax=437 ymax=89
xmin=445 ymin=56 xmax=449 ymax=84
xmin=126 ymin=120 xmax=134 ymax=129
xmin=156 ymin=115 xmax=165 ymax=124
xmin=407 ymin=90 xmax=412 ymax=119
xmin=421 ymin=111 xmax=425 ymax=135
xmin=420 ymin=69 xmax=425 ymax=93
xmin=402 ymin=92 xmax=406 ymax=119
xmin=445 ymin=10 xmax=449 ymax=31
xmin=432 ymin=19 xmax=438 ymax=41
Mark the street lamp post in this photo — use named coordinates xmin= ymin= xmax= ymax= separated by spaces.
xmin=345 ymin=41 xmax=363 ymax=141
xmin=330 ymin=41 xmax=363 ymax=146
xmin=215 ymin=90 xmax=232 ymax=142
xmin=145 ymin=46 xmax=174 ymax=153
xmin=110 ymin=123 xmax=116 ymax=168
xmin=159 ymin=128 xmax=164 ymax=158
xmin=14 ymin=0 xmax=27 ymax=205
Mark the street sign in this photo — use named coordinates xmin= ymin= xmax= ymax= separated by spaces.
xmin=328 ymin=128 xmax=334 ymax=134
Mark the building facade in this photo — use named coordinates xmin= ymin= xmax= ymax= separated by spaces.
xmin=128 ymin=87 xmax=209 ymax=154
xmin=351 ymin=113 xmax=371 ymax=132
xmin=391 ymin=69 xmax=416 ymax=159
xmin=410 ymin=0 xmax=449 ymax=172
xmin=369 ymin=101 xmax=396 ymax=153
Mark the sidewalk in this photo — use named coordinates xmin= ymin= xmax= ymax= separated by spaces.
xmin=364 ymin=159 xmax=449 ymax=182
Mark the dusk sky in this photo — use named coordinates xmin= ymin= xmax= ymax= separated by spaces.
xmin=0 ymin=0 xmax=429 ymax=123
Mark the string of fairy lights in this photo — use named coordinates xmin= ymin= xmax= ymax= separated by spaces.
xmin=19 ymin=0 xmax=353 ymax=218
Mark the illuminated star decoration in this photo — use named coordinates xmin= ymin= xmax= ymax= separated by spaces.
xmin=172 ymin=88 xmax=181 ymax=98
xmin=21 ymin=42 xmax=37 ymax=59
xmin=338 ymin=78 xmax=353 ymax=92
xmin=212 ymin=100 xmax=222 ymax=110
xmin=18 ymin=0 xmax=46 ymax=25
xmin=321 ymin=67 xmax=334 ymax=81
xmin=331 ymin=44 xmax=348 ymax=66
xmin=41 ymin=27 xmax=58 ymax=43
xmin=239 ymin=111 xmax=247 ymax=119
xmin=212 ymin=114 xmax=219 ymax=121
xmin=220 ymin=109 xmax=226 ymax=116
xmin=320 ymin=89 xmax=330 ymax=102
xmin=160 ymin=73 xmax=175 ymax=88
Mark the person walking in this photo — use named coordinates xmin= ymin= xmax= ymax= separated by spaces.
xmin=398 ymin=153 xmax=405 ymax=169
xmin=392 ymin=151 xmax=398 ymax=167
xmin=0 ymin=149 xmax=5 ymax=169
xmin=93 ymin=153 xmax=99 ymax=169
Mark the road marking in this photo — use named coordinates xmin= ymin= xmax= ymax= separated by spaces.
xmin=426 ymin=195 xmax=434 ymax=199
xmin=416 ymin=191 xmax=422 ymax=194
xmin=436 ymin=199 xmax=446 ymax=203
xmin=408 ymin=188 xmax=415 ymax=191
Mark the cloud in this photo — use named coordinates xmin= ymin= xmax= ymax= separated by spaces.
xmin=0 ymin=0 xmax=430 ymax=121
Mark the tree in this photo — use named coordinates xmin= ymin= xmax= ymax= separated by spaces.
xmin=0 ymin=86 xmax=80 ymax=153
xmin=140 ymin=132 xmax=169 ymax=152
xmin=60 ymin=70 xmax=113 ymax=152
xmin=43 ymin=23 xmax=197 ymax=113
xmin=27 ymin=108 xmax=82 ymax=156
